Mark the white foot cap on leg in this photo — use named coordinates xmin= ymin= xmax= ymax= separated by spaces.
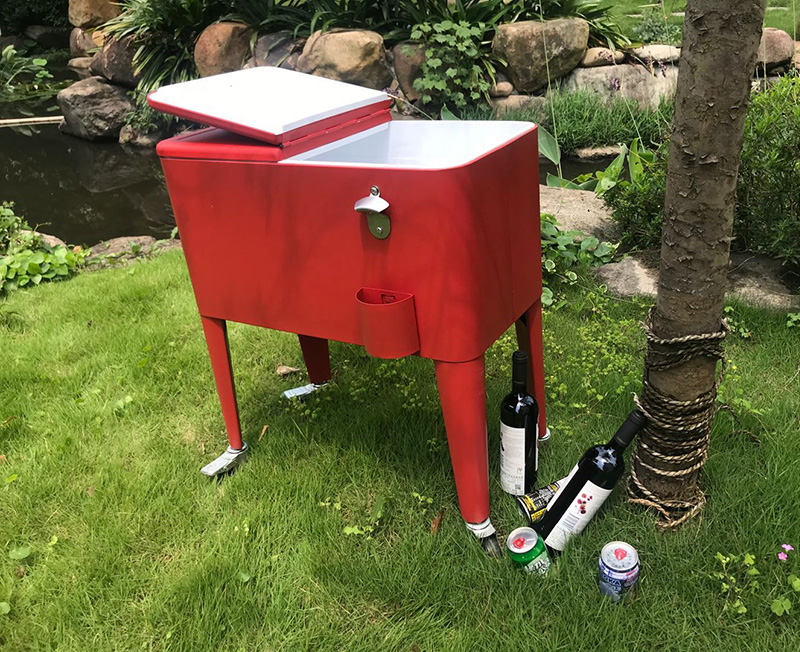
xmin=282 ymin=382 xmax=327 ymax=399
xmin=465 ymin=517 xmax=496 ymax=540
xmin=200 ymin=443 xmax=249 ymax=477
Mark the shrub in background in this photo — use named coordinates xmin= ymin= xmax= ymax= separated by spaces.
xmin=601 ymin=145 xmax=668 ymax=249
xmin=0 ymin=0 xmax=68 ymax=34
xmin=737 ymin=75 xmax=800 ymax=265
xmin=232 ymin=0 xmax=406 ymax=39
xmin=603 ymin=75 xmax=800 ymax=265
xmin=632 ymin=7 xmax=682 ymax=46
xmin=231 ymin=1 xmax=629 ymax=47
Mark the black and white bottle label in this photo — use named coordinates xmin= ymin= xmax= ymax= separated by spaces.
xmin=544 ymin=473 xmax=612 ymax=551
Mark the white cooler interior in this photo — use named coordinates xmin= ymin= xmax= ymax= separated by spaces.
xmin=282 ymin=121 xmax=534 ymax=170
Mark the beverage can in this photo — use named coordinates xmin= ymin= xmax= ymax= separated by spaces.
xmin=506 ymin=527 xmax=551 ymax=575
xmin=515 ymin=480 xmax=561 ymax=525
xmin=598 ymin=541 xmax=639 ymax=602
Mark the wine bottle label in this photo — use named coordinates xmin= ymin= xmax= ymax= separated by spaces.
xmin=500 ymin=422 xmax=526 ymax=495
xmin=544 ymin=479 xmax=612 ymax=551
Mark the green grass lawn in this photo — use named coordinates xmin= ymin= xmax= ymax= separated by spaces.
xmin=614 ymin=1 xmax=799 ymax=41
xmin=1 ymin=251 xmax=800 ymax=650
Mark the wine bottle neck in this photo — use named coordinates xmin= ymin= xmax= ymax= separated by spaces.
xmin=511 ymin=352 xmax=528 ymax=392
xmin=609 ymin=410 xmax=647 ymax=450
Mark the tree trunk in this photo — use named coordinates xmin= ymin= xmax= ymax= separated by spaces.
xmin=628 ymin=0 xmax=767 ymax=523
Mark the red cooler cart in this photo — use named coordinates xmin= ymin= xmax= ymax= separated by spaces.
xmin=150 ymin=68 xmax=547 ymax=554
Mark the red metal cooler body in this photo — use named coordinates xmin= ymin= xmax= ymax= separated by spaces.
xmin=151 ymin=69 xmax=546 ymax=552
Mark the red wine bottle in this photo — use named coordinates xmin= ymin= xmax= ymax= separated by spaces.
xmin=500 ymin=350 xmax=539 ymax=495
xmin=534 ymin=410 xmax=647 ymax=556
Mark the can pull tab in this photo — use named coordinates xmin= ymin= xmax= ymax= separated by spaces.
xmin=354 ymin=186 xmax=390 ymax=240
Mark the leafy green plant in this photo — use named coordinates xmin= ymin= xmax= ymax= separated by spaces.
xmin=546 ymin=138 xmax=656 ymax=201
xmin=772 ymin=544 xmax=800 ymax=617
xmin=787 ymin=313 xmax=800 ymax=328
xmin=706 ymin=545 xmax=800 ymax=619
xmin=342 ymin=495 xmax=385 ymax=538
xmin=0 ymin=202 xmax=85 ymax=294
xmin=0 ymin=45 xmax=65 ymax=103
xmin=632 ymin=7 xmax=682 ymax=45
xmin=709 ymin=552 xmax=761 ymax=616
xmin=723 ymin=305 xmax=753 ymax=340
xmin=411 ymin=20 xmax=495 ymax=110
xmin=410 ymin=491 xmax=434 ymax=514
xmin=540 ymin=213 xmax=617 ymax=305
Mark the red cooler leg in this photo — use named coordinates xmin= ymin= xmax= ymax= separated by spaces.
xmin=515 ymin=300 xmax=548 ymax=440
xmin=298 ymin=334 xmax=331 ymax=384
xmin=434 ymin=355 xmax=499 ymax=555
xmin=200 ymin=316 xmax=244 ymax=451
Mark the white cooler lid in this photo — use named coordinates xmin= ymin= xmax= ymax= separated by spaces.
xmin=147 ymin=67 xmax=391 ymax=146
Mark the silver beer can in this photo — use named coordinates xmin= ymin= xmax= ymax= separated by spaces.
xmin=598 ymin=541 xmax=639 ymax=602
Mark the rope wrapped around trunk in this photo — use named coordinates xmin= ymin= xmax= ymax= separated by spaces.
xmin=628 ymin=308 xmax=730 ymax=528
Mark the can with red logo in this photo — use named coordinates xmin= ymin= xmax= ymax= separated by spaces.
xmin=506 ymin=527 xmax=551 ymax=575
xmin=598 ymin=541 xmax=639 ymax=602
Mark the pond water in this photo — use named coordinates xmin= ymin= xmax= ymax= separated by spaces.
xmin=0 ymin=122 xmax=175 ymax=246
xmin=1 ymin=74 xmax=607 ymax=246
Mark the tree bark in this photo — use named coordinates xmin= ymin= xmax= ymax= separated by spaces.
xmin=629 ymin=0 xmax=767 ymax=520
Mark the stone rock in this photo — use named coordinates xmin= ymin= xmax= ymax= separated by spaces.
xmin=571 ymin=145 xmax=623 ymax=160
xmin=297 ymin=30 xmax=393 ymax=90
xmin=119 ymin=124 xmax=169 ymax=148
xmin=87 ymin=236 xmax=157 ymax=264
xmin=492 ymin=94 xmax=546 ymax=117
xmin=492 ymin=19 xmax=589 ymax=93
xmin=73 ymin=143 xmax=157 ymax=193
xmin=0 ymin=35 xmax=26 ymax=51
xmin=23 ymin=25 xmax=70 ymax=49
xmin=727 ymin=253 xmax=800 ymax=310
xmin=68 ymin=57 xmax=93 ymax=70
xmin=595 ymin=256 xmax=657 ymax=296
xmin=596 ymin=252 xmax=800 ymax=309
xmin=539 ymin=186 xmax=616 ymax=240
xmin=751 ymin=76 xmax=782 ymax=93
xmin=559 ymin=63 xmax=679 ymax=109
xmin=756 ymin=27 xmax=794 ymax=70
xmin=795 ymin=42 xmax=800 ymax=72
xmin=70 ymin=27 xmax=104 ymax=56
xmin=69 ymin=0 xmax=120 ymax=29
xmin=20 ymin=231 xmax=68 ymax=249
xmin=489 ymin=81 xmax=514 ymax=97
xmin=630 ymin=45 xmax=680 ymax=63
xmin=249 ymin=32 xmax=303 ymax=71
xmin=194 ymin=22 xmax=251 ymax=78
xmin=57 ymin=76 xmax=135 ymax=141
xmin=392 ymin=41 xmax=425 ymax=101
xmin=580 ymin=47 xmax=625 ymax=67
xmin=90 ymin=36 xmax=139 ymax=88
